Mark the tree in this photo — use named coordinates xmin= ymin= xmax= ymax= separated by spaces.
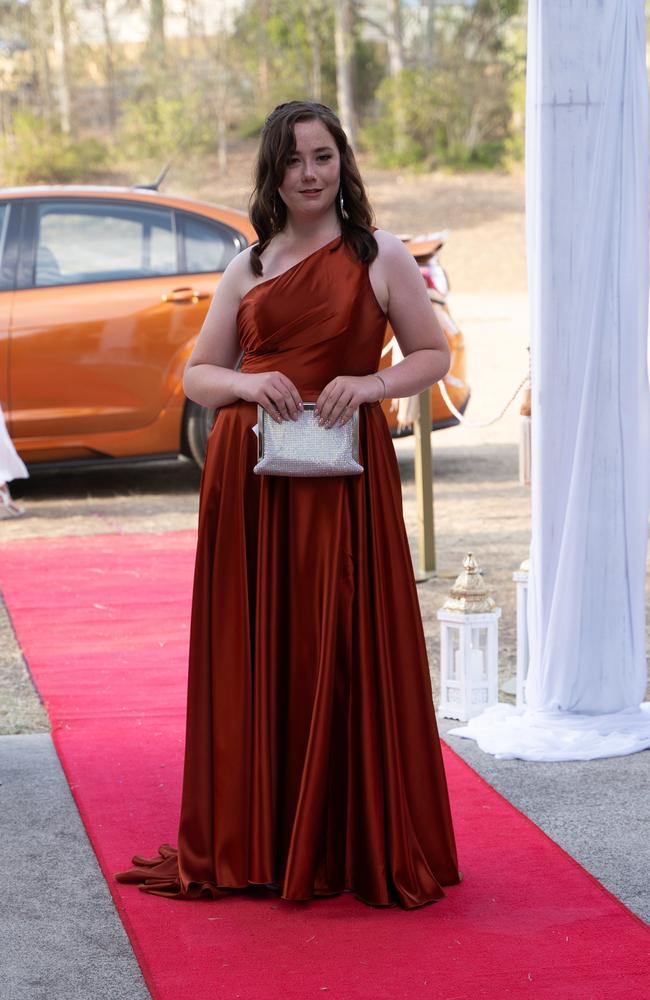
xmin=422 ymin=0 xmax=437 ymax=69
xmin=386 ymin=0 xmax=407 ymax=156
xmin=51 ymin=0 xmax=73 ymax=133
xmin=148 ymin=0 xmax=166 ymax=63
xmin=334 ymin=0 xmax=355 ymax=144
xmin=82 ymin=0 xmax=120 ymax=132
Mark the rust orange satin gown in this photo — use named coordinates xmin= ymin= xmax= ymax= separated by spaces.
xmin=115 ymin=234 xmax=461 ymax=909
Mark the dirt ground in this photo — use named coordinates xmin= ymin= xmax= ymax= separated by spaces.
xmin=1 ymin=151 xmax=648 ymax=734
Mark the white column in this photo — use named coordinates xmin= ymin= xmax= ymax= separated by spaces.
xmin=448 ymin=0 xmax=650 ymax=760
xmin=526 ymin=0 xmax=649 ymax=715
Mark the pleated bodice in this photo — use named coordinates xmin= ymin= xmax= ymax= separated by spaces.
xmin=237 ymin=235 xmax=388 ymax=399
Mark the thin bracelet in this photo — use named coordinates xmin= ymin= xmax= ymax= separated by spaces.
xmin=372 ymin=372 xmax=387 ymax=400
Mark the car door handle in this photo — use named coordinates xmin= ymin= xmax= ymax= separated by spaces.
xmin=161 ymin=287 xmax=209 ymax=304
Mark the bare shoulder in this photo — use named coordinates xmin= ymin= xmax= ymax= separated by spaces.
xmin=367 ymin=230 xmax=405 ymax=315
xmin=370 ymin=230 xmax=419 ymax=299
xmin=225 ymin=244 xmax=255 ymax=285
xmin=203 ymin=244 xmax=259 ymax=306
xmin=368 ymin=229 xmax=424 ymax=303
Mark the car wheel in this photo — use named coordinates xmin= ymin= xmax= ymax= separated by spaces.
xmin=183 ymin=401 xmax=216 ymax=467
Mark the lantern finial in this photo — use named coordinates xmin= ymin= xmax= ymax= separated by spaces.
xmin=442 ymin=552 xmax=496 ymax=614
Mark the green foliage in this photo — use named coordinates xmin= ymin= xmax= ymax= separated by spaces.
xmin=238 ymin=113 xmax=268 ymax=141
xmin=0 ymin=0 xmax=526 ymax=181
xmin=0 ymin=112 xmax=107 ymax=184
xmin=363 ymin=0 xmax=525 ymax=170
xmin=232 ymin=0 xmax=338 ymax=122
xmin=117 ymin=91 xmax=217 ymax=160
xmin=501 ymin=17 xmax=527 ymax=166
xmin=352 ymin=38 xmax=386 ymax=121
xmin=362 ymin=69 xmax=438 ymax=168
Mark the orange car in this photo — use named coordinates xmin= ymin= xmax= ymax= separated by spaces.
xmin=0 ymin=185 xmax=469 ymax=467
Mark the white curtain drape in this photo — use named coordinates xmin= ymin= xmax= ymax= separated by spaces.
xmin=0 ymin=404 xmax=27 ymax=484
xmin=449 ymin=0 xmax=650 ymax=760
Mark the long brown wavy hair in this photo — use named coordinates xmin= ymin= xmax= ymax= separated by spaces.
xmin=248 ymin=100 xmax=377 ymax=276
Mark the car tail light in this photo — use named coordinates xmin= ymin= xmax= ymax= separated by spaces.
xmin=419 ymin=264 xmax=437 ymax=289
xmin=418 ymin=256 xmax=449 ymax=297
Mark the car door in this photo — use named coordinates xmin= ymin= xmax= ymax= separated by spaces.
xmin=8 ymin=197 xmax=235 ymax=452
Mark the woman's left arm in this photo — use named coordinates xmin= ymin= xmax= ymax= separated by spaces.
xmin=315 ymin=229 xmax=451 ymax=427
xmin=372 ymin=229 xmax=451 ymax=396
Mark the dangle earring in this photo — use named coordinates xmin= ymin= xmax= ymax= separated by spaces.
xmin=271 ymin=191 xmax=283 ymax=232
xmin=339 ymin=185 xmax=349 ymax=221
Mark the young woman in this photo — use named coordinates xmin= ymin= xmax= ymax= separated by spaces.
xmin=116 ymin=100 xmax=462 ymax=909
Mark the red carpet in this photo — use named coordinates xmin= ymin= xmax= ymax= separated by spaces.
xmin=1 ymin=531 xmax=649 ymax=1000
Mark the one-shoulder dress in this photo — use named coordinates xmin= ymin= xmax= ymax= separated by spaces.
xmin=115 ymin=234 xmax=461 ymax=909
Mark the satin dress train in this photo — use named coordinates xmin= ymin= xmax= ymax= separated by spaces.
xmin=115 ymin=234 xmax=462 ymax=909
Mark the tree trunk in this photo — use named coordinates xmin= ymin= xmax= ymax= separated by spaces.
xmin=32 ymin=0 xmax=55 ymax=125
xmin=51 ymin=0 xmax=72 ymax=134
xmin=258 ymin=0 xmax=270 ymax=109
xmin=305 ymin=1 xmax=322 ymax=101
xmin=184 ymin=0 xmax=198 ymax=62
xmin=334 ymin=0 xmax=355 ymax=146
xmin=148 ymin=0 xmax=166 ymax=64
xmin=387 ymin=0 xmax=404 ymax=76
xmin=423 ymin=0 xmax=437 ymax=69
xmin=99 ymin=0 xmax=117 ymax=132
xmin=214 ymin=7 xmax=229 ymax=174
xmin=387 ymin=0 xmax=407 ymax=157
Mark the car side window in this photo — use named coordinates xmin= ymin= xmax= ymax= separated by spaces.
xmin=34 ymin=201 xmax=176 ymax=287
xmin=180 ymin=214 xmax=241 ymax=274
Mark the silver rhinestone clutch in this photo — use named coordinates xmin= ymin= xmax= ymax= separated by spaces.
xmin=253 ymin=402 xmax=364 ymax=477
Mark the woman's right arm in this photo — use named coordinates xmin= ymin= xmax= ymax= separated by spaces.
xmin=182 ymin=249 xmax=302 ymax=421
xmin=182 ymin=249 xmax=252 ymax=409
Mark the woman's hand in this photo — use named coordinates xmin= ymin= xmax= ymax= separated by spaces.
xmin=237 ymin=371 xmax=303 ymax=423
xmin=315 ymin=374 xmax=383 ymax=427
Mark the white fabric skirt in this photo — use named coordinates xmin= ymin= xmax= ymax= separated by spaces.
xmin=0 ymin=404 xmax=28 ymax=483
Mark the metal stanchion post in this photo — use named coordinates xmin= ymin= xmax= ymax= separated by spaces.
xmin=413 ymin=387 xmax=436 ymax=581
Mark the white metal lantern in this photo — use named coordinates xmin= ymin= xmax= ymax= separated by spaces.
xmin=512 ymin=558 xmax=530 ymax=708
xmin=436 ymin=552 xmax=501 ymax=721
